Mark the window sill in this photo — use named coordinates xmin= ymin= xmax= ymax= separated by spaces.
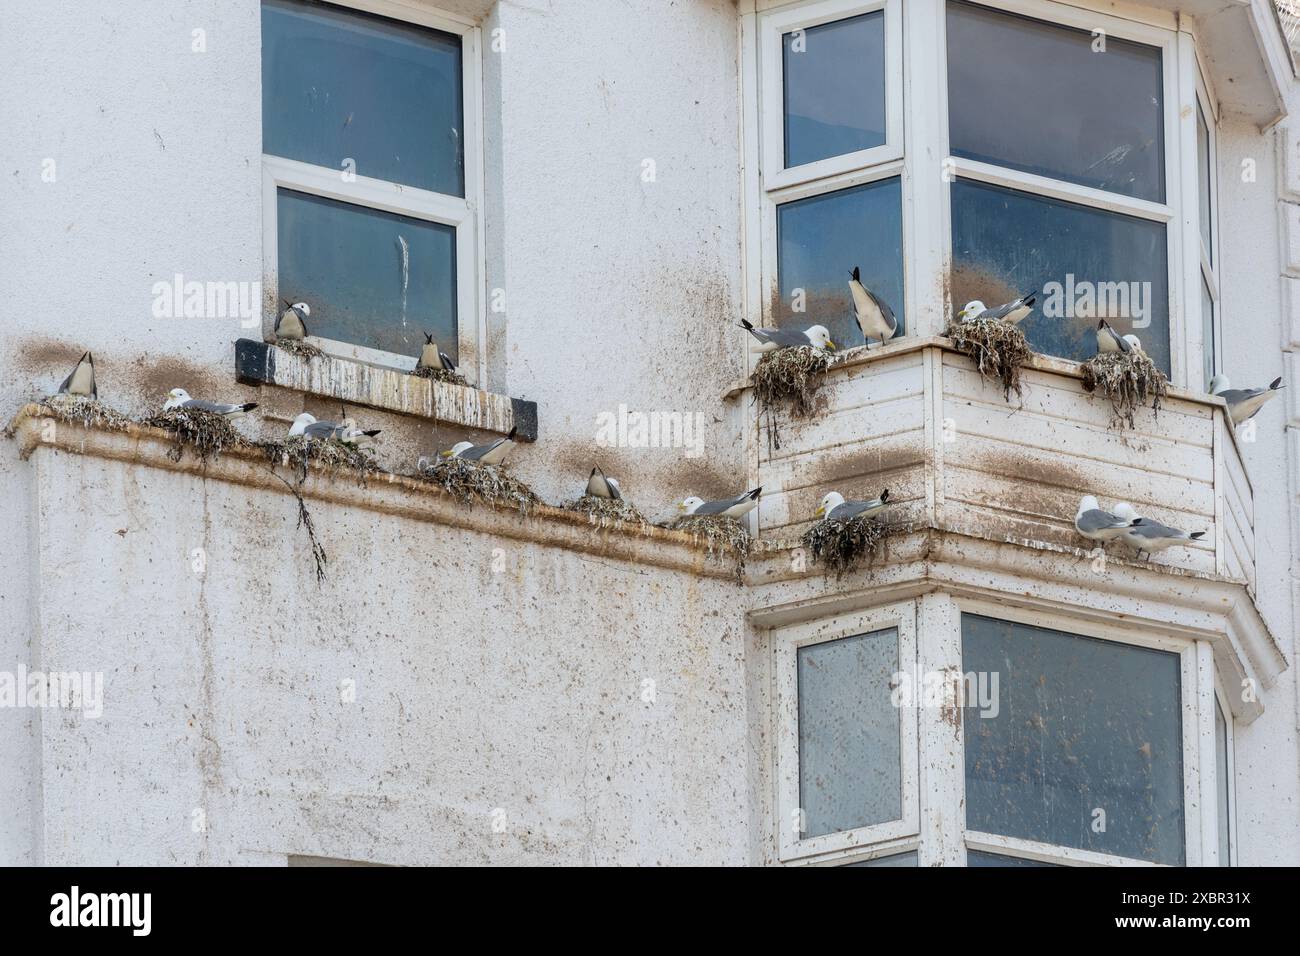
xmin=234 ymin=339 xmax=536 ymax=441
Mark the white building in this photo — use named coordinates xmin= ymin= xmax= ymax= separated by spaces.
xmin=1 ymin=0 xmax=1297 ymax=866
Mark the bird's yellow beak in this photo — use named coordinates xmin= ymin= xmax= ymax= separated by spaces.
xmin=814 ymin=506 xmax=825 ymax=517
xmin=439 ymin=449 xmax=453 ymax=458
xmin=676 ymin=501 xmax=686 ymax=512
xmin=826 ymin=341 xmax=837 ymax=351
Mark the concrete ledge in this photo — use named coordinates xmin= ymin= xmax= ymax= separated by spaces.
xmin=235 ymin=339 xmax=538 ymax=441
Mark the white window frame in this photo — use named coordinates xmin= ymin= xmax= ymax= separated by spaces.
xmin=773 ymin=600 xmax=919 ymax=862
xmin=1211 ymin=678 xmax=1237 ymax=867
xmin=954 ymin=599 xmax=1203 ymax=867
xmin=754 ymin=0 xmax=909 ymax=352
xmin=260 ymin=0 xmax=485 ymax=385
xmin=1184 ymin=33 xmax=1222 ymax=393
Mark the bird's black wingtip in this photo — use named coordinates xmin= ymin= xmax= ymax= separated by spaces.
xmin=364 ymin=429 xmax=382 ymax=437
xmin=880 ymin=488 xmax=890 ymax=502
xmin=507 ymin=425 xmax=518 ymax=440
xmin=739 ymin=318 xmax=755 ymax=331
xmin=242 ymin=403 xmax=259 ymax=412
xmin=1270 ymin=376 xmax=1284 ymax=390
xmin=850 ymin=266 xmax=860 ymax=281
xmin=749 ymin=486 xmax=763 ymax=499
xmin=1131 ymin=518 xmax=1144 ymax=526
xmin=1190 ymin=531 xmax=1207 ymax=540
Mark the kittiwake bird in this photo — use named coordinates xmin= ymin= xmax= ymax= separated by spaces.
xmin=848 ymin=267 xmax=897 ymax=348
xmin=814 ymin=489 xmax=890 ymax=522
xmin=957 ymin=291 xmax=1038 ymax=326
xmin=1122 ymin=334 xmax=1144 ymax=354
xmin=441 ymin=426 xmax=517 ymax=466
xmin=677 ymin=487 xmax=762 ymax=518
xmin=1121 ymin=516 xmax=1207 ymax=559
xmin=288 ymin=412 xmax=381 ymax=444
xmin=1096 ymin=319 xmax=1132 ymax=355
xmin=275 ymin=300 xmax=311 ymax=341
xmin=56 ymin=351 xmax=97 ymax=400
xmin=1209 ymin=374 xmax=1285 ymax=426
xmin=586 ymin=465 xmax=622 ymax=500
xmin=417 ymin=332 xmax=456 ymax=372
xmin=163 ymin=388 xmax=258 ymax=420
xmin=1074 ymin=495 xmax=1131 ymax=542
xmin=738 ymin=319 xmax=835 ymax=353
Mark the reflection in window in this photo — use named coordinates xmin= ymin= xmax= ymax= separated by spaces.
xmin=277 ymin=189 xmax=457 ymax=360
xmin=1215 ymin=699 xmax=1231 ymax=866
xmin=777 ymin=178 xmax=905 ymax=348
xmin=1201 ymin=276 xmax=1215 ymax=389
xmin=843 ymin=850 xmax=918 ymax=867
xmin=1197 ymin=104 xmax=1213 ymax=263
xmin=950 ymin=180 xmax=1169 ymax=373
xmin=946 ymin=1 xmax=1164 ymax=202
xmin=262 ymin=0 xmax=465 ymax=196
xmin=797 ymin=629 xmax=901 ymax=839
xmin=783 ymin=12 xmax=886 ymax=169
xmin=967 ymin=850 xmax=1060 ymax=867
xmin=962 ymin=615 xmax=1185 ymax=865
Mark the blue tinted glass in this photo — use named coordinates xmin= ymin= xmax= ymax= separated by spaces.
xmin=262 ymin=0 xmax=464 ymax=195
xmin=778 ymin=178 xmax=904 ymax=348
xmin=1201 ymin=276 xmax=1215 ymax=388
xmin=844 ymin=850 xmax=918 ymax=867
xmin=798 ymin=629 xmax=901 ymax=839
xmin=783 ymin=12 xmax=886 ymax=168
xmin=1198 ymin=104 xmax=1212 ymax=261
xmin=277 ymin=188 xmax=456 ymax=361
xmin=951 ymin=180 xmax=1169 ymax=373
xmin=1215 ymin=699 xmax=1230 ymax=865
xmin=962 ymin=615 xmax=1185 ymax=865
xmin=947 ymin=2 xmax=1164 ymax=202
xmin=967 ymin=850 xmax=1060 ymax=867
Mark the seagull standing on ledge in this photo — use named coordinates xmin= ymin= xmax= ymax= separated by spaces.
xmin=418 ymin=332 xmax=457 ymax=372
xmin=738 ymin=319 xmax=835 ymax=353
xmin=1073 ymin=495 xmax=1130 ymax=542
xmin=677 ymin=487 xmax=762 ymax=519
xmin=848 ymin=267 xmax=897 ymax=348
xmin=1209 ymin=374 xmax=1284 ymax=425
xmin=56 ymin=351 xmax=97 ymax=400
xmin=163 ymin=388 xmax=258 ymax=420
xmin=289 ymin=412 xmax=381 ymax=444
xmin=275 ymin=300 xmax=310 ymax=341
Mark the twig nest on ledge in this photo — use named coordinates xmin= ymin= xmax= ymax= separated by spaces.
xmin=33 ymin=397 xmax=135 ymax=435
xmin=262 ymin=435 xmax=385 ymax=486
xmin=418 ymin=456 xmax=537 ymax=515
xmin=751 ymin=345 xmax=830 ymax=418
xmin=944 ymin=318 xmax=1032 ymax=401
xmin=1080 ymin=350 xmax=1168 ymax=430
xmin=273 ymin=340 xmax=324 ymax=360
xmin=671 ymin=514 xmax=752 ymax=583
xmin=564 ymin=494 xmax=648 ymax=528
xmin=140 ymin=408 xmax=250 ymax=463
xmin=409 ymin=365 xmax=468 ymax=388
xmin=801 ymin=514 xmax=892 ymax=579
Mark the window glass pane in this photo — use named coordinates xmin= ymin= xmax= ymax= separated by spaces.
xmin=777 ymin=177 xmax=905 ymax=348
xmin=951 ymin=180 xmax=1169 ymax=374
xmin=263 ymin=0 xmax=464 ymax=196
xmin=962 ymin=614 xmax=1185 ymax=865
xmin=797 ymin=628 xmax=901 ymax=839
xmin=277 ymin=188 xmax=457 ymax=361
xmin=946 ymin=1 xmax=1164 ymax=202
xmin=966 ymin=850 xmax=1061 ymax=867
xmin=1197 ymin=104 xmax=1212 ymax=262
xmin=843 ymin=850 xmax=918 ymax=867
xmin=1215 ymin=698 xmax=1230 ymax=866
xmin=1201 ymin=275 xmax=1215 ymax=388
xmin=783 ymin=12 xmax=886 ymax=168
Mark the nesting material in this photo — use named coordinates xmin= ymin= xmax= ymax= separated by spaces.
xmin=751 ymin=346 xmax=830 ymax=418
xmin=410 ymin=365 xmax=468 ymax=388
xmin=1080 ymin=350 xmax=1168 ymax=430
xmin=271 ymin=472 xmax=328 ymax=584
xmin=801 ymin=515 xmax=889 ymax=579
xmin=419 ymin=456 xmax=537 ymax=515
xmin=672 ymin=514 xmax=752 ymax=582
xmin=274 ymin=339 xmax=324 ymax=361
xmin=140 ymin=408 xmax=249 ymax=463
xmin=263 ymin=435 xmax=384 ymax=486
xmin=943 ymin=317 xmax=1032 ymax=401
xmin=564 ymin=494 xmax=648 ymax=528
xmin=35 ymin=397 xmax=135 ymax=434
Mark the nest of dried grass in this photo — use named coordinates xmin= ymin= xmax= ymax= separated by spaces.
xmin=418 ymin=456 xmax=537 ymax=515
xmin=751 ymin=346 xmax=830 ymax=417
xmin=672 ymin=514 xmax=752 ymax=582
xmin=262 ymin=435 xmax=384 ymax=485
xmin=564 ymin=494 xmax=648 ymax=528
xmin=943 ymin=318 xmax=1032 ymax=401
xmin=1080 ymin=350 xmax=1168 ymax=430
xmin=274 ymin=340 xmax=324 ymax=361
xmin=35 ymin=397 xmax=136 ymax=433
xmin=140 ymin=408 xmax=250 ymax=463
xmin=801 ymin=515 xmax=889 ymax=579
xmin=410 ymin=365 xmax=468 ymax=388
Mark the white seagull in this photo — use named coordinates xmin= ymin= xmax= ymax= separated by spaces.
xmin=586 ymin=465 xmax=622 ymax=500
xmin=275 ymin=300 xmax=311 ymax=341
xmin=738 ymin=319 xmax=835 ymax=353
xmin=56 ymin=351 xmax=97 ymax=400
xmin=1209 ymin=374 xmax=1284 ymax=426
xmin=957 ymin=291 xmax=1037 ymax=326
xmin=1121 ymin=517 xmax=1207 ymax=559
xmin=1096 ymin=319 xmax=1133 ymax=355
xmin=288 ymin=412 xmax=381 ymax=445
xmin=677 ymin=487 xmax=762 ymax=519
xmin=1073 ymin=495 xmax=1131 ymax=542
xmin=163 ymin=388 xmax=258 ymax=420
xmin=814 ymin=489 xmax=890 ymax=522
xmin=418 ymin=332 xmax=456 ymax=372
xmin=848 ymin=267 xmax=897 ymax=348
xmin=441 ymin=426 xmax=517 ymax=466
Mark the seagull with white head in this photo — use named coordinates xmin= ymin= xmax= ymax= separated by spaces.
xmin=275 ymin=300 xmax=311 ymax=341
xmin=677 ymin=487 xmax=762 ymax=519
xmin=848 ymin=267 xmax=897 ymax=348
xmin=814 ymin=489 xmax=889 ymax=522
xmin=56 ymin=351 xmax=97 ymax=400
xmin=1209 ymin=374 xmax=1284 ymax=426
xmin=441 ymin=426 xmax=517 ymax=466
xmin=957 ymin=291 xmax=1037 ymax=326
xmin=164 ymin=388 xmax=258 ymax=420
xmin=1073 ymin=495 xmax=1130 ymax=542
xmin=738 ymin=319 xmax=835 ymax=353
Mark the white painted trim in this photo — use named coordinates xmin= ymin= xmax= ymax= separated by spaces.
xmin=946 ymin=157 xmax=1173 ymax=225
xmin=916 ymin=591 xmax=965 ymax=866
xmin=1195 ymin=640 xmax=1219 ymax=866
xmin=321 ymin=0 xmax=479 ymax=32
xmin=1212 ymin=677 xmax=1237 ymax=866
xmin=773 ymin=600 xmax=919 ymax=862
xmin=966 ymin=832 xmax=1166 ymax=867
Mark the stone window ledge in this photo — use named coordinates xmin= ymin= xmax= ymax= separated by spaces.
xmin=235 ymin=339 xmax=537 ymax=441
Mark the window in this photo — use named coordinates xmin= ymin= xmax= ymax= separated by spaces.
xmin=962 ymin=614 xmax=1188 ymax=865
xmin=261 ymin=0 xmax=481 ymax=374
xmin=946 ymin=1 xmax=1173 ymax=374
xmin=759 ymin=0 xmax=906 ymax=348
xmin=1195 ymin=94 xmax=1220 ymax=390
xmin=1214 ymin=692 xmax=1234 ymax=866
xmin=775 ymin=603 xmax=918 ymax=860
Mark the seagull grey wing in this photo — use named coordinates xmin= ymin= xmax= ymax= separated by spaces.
xmin=303 ymin=420 xmax=342 ymax=439
xmin=828 ymin=500 xmax=873 ymax=521
xmin=56 ymin=367 xmax=76 ymax=394
xmin=182 ymin=399 xmax=237 ymax=415
xmin=605 ymin=476 xmax=623 ymax=500
xmin=1217 ymin=388 xmax=1258 ymax=405
xmin=1077 ymin=509 xmax=1125 ymax=534
xmin=693 ymin=496 xmax=738 ymax=516
xmin=866 ymin=287 xmax=897 ymax=334
xmin=459 ymin=437 xmax=504 ymax=462
xmin=759 ymin=327 xmax=811 ymax=349
xmin=1129 ymin=520 xmax=1181 ymax=540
